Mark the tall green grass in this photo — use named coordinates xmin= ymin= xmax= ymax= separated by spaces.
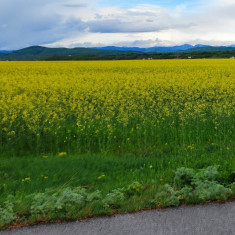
xmin=0 ymin=153 xmax=234 ymax=228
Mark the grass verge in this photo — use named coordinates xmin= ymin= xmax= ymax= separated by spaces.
xmin=0 ymin=152 xmax=234 ymax=229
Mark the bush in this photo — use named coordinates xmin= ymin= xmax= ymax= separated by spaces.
xmin=176 ymin=186 xmax=194 ymax=202
xmin=194 ymin=180 xmax=232 ymax=201
xmin=103 ymin=189 xmax=125 ymax=209
xmin=0 ymin=196 xmax=16 ymax=226
xmin=160 ymin=166 xmax=233 ymax=206
xmin=194 ymin=166 xmax=218 ymax=181
xmin=30 ymin=187 xmax=87 ymax=215
xmin=155 ymin=184 xmax=180 ymax=207
xmin=174 ymin=167 xmax=195 ymax=187
xmin=230 ymin=183 xmax=235 ymax=195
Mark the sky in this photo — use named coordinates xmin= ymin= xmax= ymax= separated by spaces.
xmin=0 ymin=0 xmax=235 ymax=50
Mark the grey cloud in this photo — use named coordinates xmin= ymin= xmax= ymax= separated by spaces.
xmin=146 ymin=19 xmax=154 ymax=23
xmin=0 ymin=0 xmax=235 ymax=49
xmin=63 ymin=4 xmax=88 ymax=8
xmin=85 ymin=7 xmax=194 ymax=33
xmin=208 ymin=2 xmax=235 ymax=19
xmin=65 ymin=38 xmax=176 ymax=48
xmin=0 ymin=0 xmax=89 ymax=49
xmin=86 ymin=19 xmax=194 ymax=33
xmin=187 ymin=39 xmax=235 ymax=46
xmin=0 ymin=0 xmax=195 ymax=49
xmin=87 ymin=20 xmax=165 ymax=33
xmin=114 ymin=38 xmax=170 ymax=47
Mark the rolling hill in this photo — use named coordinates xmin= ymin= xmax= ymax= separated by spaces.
xmin=0 ymin=45 xmax=234 ymax=60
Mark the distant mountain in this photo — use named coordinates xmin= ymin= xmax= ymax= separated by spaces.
xmin=0 ymin=46 xmax=140 ymax=60
xmin=9 ymin=46 xmax=123 ymax=57
xmin=15 ymin=46 xmax=131 ymax=56
xmin=185 ymin=46 xmax=235 ymax=52
xmin=93 ymin=46 xmax=145 ymax=52
xmin=0 ymin=50 xmax=12 ymax=54
xmin=94 ymin=44 xmax=235 ymax=53
xmin=0 ymin=45 xmax=234 ymax=61
xmin=146 ymin=44 xmax=204 ymax=52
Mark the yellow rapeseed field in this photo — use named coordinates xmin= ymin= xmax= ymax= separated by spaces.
xmin=0 ymin=60 xmax=234 ymax=155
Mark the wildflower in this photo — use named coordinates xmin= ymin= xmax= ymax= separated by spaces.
xmin=22 ymin=177 xmax=31 ymax=182
xmin=58 ymin=152 xmax=67 ymax=157
xmin=42 ymin=155 xmax=48 ymax=159
xmin=97 ymin=174 xmax=105 ymax=180
xmin=187 ymin=144 xmax=195 ymax=150
xmin=7 ymin=131 xmax=15 ymax=136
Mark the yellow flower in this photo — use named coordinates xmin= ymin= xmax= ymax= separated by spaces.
xmin=22 ymin=177 xmax=31 ymax=182
xmin=58 ymin=152 xmax=67 ymax=157
xmin=178 ymin=195 xmax=183 ymax=199
xmin=0 ymin=60 xmax=234 ymax=158
xmin=97 ymin=174 xmax=105 ymax=180
xmin=187 ymin=144 xmax=195 ymax=150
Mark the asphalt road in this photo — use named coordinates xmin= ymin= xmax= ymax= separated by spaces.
xmin=2 ymin=202 xmax=235 ymax=235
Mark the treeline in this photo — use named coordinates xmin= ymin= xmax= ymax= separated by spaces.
xmin=1 ymin=50 xmax=234 ymax=61
xmin=45 ymin=51 xmax=235 ymax=61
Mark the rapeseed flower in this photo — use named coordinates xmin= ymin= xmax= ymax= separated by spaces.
xmin=0 ymin=60 xmax=234 ymax=155
xmin=97 ymin=174 xmax=105 ymax=180
xmin=58 ymin=152 xmax=67 ymax=157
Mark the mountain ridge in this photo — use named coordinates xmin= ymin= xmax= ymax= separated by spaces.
xmin=93 ymin=44 xmax=209 ymax=52
xmin=0 ymin=45 xmax=235 ymax=60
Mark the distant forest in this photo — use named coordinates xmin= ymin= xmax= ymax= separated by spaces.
xmin=46 ymin=51 xmax=235 ymax=61
xmin=0 ymin=45 xmax=234 ymax=61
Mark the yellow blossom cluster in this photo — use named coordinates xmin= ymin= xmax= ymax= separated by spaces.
xmin=0 ymin=60 xmax=234 ymax=155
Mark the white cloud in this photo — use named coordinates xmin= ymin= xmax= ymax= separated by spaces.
xmin=0 ymin=0 xmax=91 ymax=49
xmin=0 ymin=0 xmax=234 ymax=49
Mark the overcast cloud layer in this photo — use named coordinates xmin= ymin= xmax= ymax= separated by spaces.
xmin=0 ymin=0 xmax=235 ymax=50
